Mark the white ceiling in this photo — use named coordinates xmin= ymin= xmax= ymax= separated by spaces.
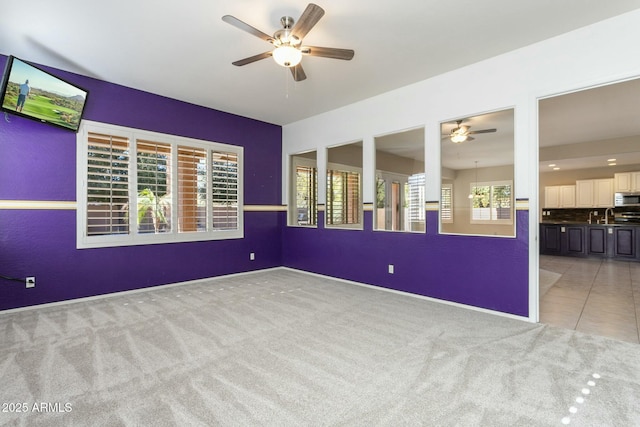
xmin=2 ymin=1 xmax=640 ymax=127
xmin=539 ymin=78 xmax=640 ymax=172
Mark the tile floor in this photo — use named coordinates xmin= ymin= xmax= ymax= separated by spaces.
xmin=539 ymin=255 xmax=640 ymax=344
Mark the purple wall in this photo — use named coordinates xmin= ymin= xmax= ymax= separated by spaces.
xmin=0 ymin=54 xmax=529 ymax=317
xmin=0 ymin=55 xmax=282 ymax=311
xmin=282 ymin=210 xmax=529 ymax=317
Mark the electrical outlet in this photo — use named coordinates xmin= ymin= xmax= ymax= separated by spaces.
xmin=388 ymin=264 xmax=394 ymax=274
xmin=250 ymin=252 xmax=255 ymax=261
xmin=25 ymin=276 xmax=35 ymax=288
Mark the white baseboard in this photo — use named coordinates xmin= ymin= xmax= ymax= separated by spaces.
xmin=281 ymin=266 xmax=532 ymax=324
xmin=0 ymin=267 xmax=282 ymax=315
xmin=2 ymin=266 xmax=531 ymax=324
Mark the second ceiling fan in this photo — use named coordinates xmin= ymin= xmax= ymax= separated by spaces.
xmin=446 ymin=120 xmax=497 ymax=143
xmin=222 ymin=3 xmax=354 ymax=82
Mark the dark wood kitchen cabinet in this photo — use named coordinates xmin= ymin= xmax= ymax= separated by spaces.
xmin=541 ymin=223 xmax=638 ymax=261
xmin=540 ymin=224 xmax=585 ymax=256
xmin=540 ymin=224 xmax=561 ymax=254
xmin=563 ymin=225 xmax=585 ymax=256
xmin=587 ymin=226 xmax=607 ymax=257
xmin=613 ymin=226 xmax=636 ymax=258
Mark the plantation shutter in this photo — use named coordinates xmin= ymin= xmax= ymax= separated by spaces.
xmin=295 ymin=165 xmax=317 ymax=226
xmin=346 ymin=171 xmax=360 ymax=224
xmin=136 ymin=140 xmax=172 ymax=234
xmin=408 ymin=173 xmax=426 ymax=224
xmin=441 ymin=184 xmax=453 ymax=222
xmin=470 ymin=182 xmax=512 ymax=222
xmin=492 ymin=184 xmax=512 ymax=220
xmin=211 ymin=150 xmax=239 ymax=230
xmin=471 ymin=185 xmax=492 ymax=220
xmin=178 ymin=145 xmax=207 ymax=232
xmin=86 ymin=132 xmax=130 ymax=236
xmin=327 ymin=170 xmax=360 ymax=225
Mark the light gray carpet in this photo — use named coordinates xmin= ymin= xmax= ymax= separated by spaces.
xmin=1 ymin=268 xmax=639 ymax=426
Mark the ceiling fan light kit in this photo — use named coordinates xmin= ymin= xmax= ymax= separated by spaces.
xmin=222 ymin=3 xmax=354 ymax=81
xmin=446 ymin=120 xmax=496 ymax=143
xmin=451 ymin=133 xmax=468 ymax=143
xmin=272 ymin=45 xmax=302 ymax=67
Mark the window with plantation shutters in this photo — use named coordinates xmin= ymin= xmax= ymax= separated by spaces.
xmin=441 ymin=184 xmax=453 ymax=223
xmin=289 ymin=153 xmax=318 ymax=227
xmin=211 ymin=151 xmax=239 ymax=230
xmin=86 ymin=132 xmax=130 ymax=236
xmin=470 ymin=180 xmax=513 ymax=224
xmin=326 ymin=169 xmax=361 ymax=226
xmin=137 ymin=140 xmax=171 ymax=234
xmin=178 ymin=145 xmax=207 ymax=233
xmin=407 ymin=173 xmax=425 ymax=229
xmin=77 ymin=120 xmax=243 ymax=248
xmin=294 ymin=165 xmax=317 ymax=226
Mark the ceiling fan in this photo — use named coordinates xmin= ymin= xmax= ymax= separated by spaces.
xmin=445 ymin=120 xmax=497 ymax=143
xmin=222 ymin=3 xmax=354 ymax=82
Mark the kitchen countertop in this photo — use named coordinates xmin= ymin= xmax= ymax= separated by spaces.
xmin=540 ymin=221 xmax=638 ymax=226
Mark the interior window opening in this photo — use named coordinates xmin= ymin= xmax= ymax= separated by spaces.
xmin=374 ymin=127 xmax=425 ymax=232
xmin=439 ymin=109 xmax=515 ymax=237
xmin=326 ymin=142 xmax=363 ymax=229
xmin=289 ymin=151 xmax=318 ymax=227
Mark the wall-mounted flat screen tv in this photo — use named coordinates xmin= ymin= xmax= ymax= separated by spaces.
xmin=0 ymin=56 xmax=89 ymax=132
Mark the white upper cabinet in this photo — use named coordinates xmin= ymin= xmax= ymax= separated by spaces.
xmin=594 ymin=179 xmax=614 ymax=207
xmin=560 ymin=185 xmax=576 ymax=207
xmin=544 ymin=186 xmax=560 ymax=208
xmin=576 ymin=180 xmax=594 ymax=207
xmin=577 ymin=179 xmax=613 ymax=207
xmin=614 ymin=172 xmax=640 ymax=192
xmin=544 ymin=185 xmax=575 ymax=208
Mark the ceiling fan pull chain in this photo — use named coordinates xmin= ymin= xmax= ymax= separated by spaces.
xmin=285 ymin=67 xmax=290 ymax=99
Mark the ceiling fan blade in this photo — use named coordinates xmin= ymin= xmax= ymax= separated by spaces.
xmin=222 ymin=15 xmax=274 ymax=43
xmin=290 ymin=64 xmax=307 ymax=81
xmin=232 ymin=51 xmax=272 ymax=66
xmin=301 ymin=46 xmax=354 ymax=60
xmin=468 ymin=128 xmax=497 ymax=134
xmin=291 ymin=3 xmax=325 ymax=40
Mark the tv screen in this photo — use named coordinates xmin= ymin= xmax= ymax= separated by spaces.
xmin=0 ymin=56 xmax=88 ymax=132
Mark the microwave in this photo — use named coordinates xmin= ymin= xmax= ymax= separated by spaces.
xmin=615 ymin=192 xmax=640 ymax=207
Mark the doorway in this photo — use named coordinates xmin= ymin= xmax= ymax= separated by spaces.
xmin=376 ymin=173 xmax=407 ymax=231
xmin=538 ymin=78 xmax=640 ymax=344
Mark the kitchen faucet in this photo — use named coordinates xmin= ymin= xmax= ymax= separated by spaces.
xmin=604 ymin=208 xmax=614 ymax=224
xmin=588 ymin=211 xmax=595 ymax=224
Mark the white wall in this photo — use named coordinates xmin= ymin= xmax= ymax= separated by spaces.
xmin=283 ymin=9 xmax=640 ymax=202
xmin=281 ymin=9 xmax=640 ymax=320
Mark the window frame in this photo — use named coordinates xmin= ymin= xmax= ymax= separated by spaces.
xmin=469 ymin=180 xmax=513 ymax=225
xmin=77 ymin=120 xmax=243 ymax=249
